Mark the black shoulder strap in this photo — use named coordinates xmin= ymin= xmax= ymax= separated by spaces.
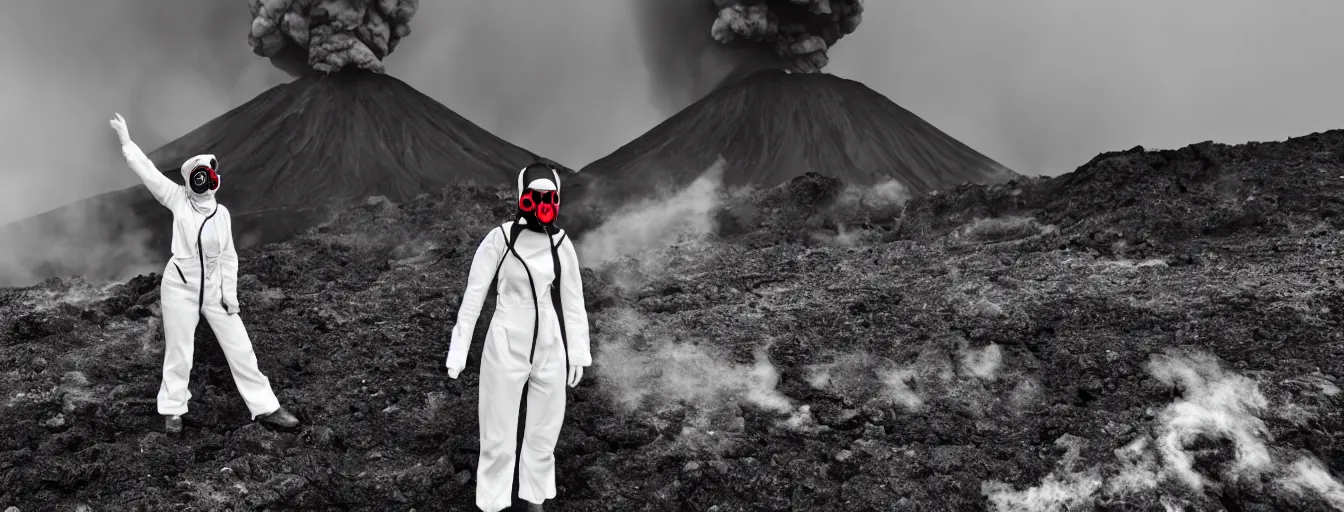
xmin=496 ymin=221 xmax=546 ymax=365
xmin=548 ymin=230 xmax=571 ymax=371
xmin=488 ymin=222 xmax=566 ymax=370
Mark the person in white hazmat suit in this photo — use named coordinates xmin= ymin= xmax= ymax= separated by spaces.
xmin=446 ymin=163 xmax=591 ymax=512
xmin=107 ymin=113 xmax=299 ymax=434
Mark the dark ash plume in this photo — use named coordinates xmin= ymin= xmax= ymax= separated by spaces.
xmin=248 ymin=0 xmax=419 ymax=74
xmin=635 ymin=0 xmax=863 ymax=114
xmin=711 ymin=0 xmax=864 ymax=72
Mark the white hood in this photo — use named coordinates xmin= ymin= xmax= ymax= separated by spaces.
xmin=180 ymin=154 xmax=219 ymax=213
xmin=517 ymin=165 xmax=560 ymax=198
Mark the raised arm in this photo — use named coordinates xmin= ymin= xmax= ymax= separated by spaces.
xmin=109 ymin=113 xmax=182 ymax=208
xmin=446 ymin=226 xmax=506 ymax=373
xmin=220 ymin=208 xmax=240 ymax=314
xmin=558 ymin=236 xmax=592 ymax=367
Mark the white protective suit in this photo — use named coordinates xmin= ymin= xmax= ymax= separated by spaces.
xmin=118 ymin=136 xmax=282 ymax=420
xmin=446 ymin=166 xmax=592 ymax=512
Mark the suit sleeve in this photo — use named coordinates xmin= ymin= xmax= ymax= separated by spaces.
xmin=220 ymin=208 xmax=240 ymax=311
xmin=446 ymin=227 xmax=505 ymax=370
xmin=558 ymin=236 xmax=592 ymax=367
xmin=121 ymin=141 xmax=182 ymax=208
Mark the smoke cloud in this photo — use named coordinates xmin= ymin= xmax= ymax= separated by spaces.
xmin=805 ymin=342 xmax=1014 ymax=417
xmin=592 ymin=304 xmax=835 ymax=441
xmin=247 ymin=0 xmax=419 ymax=74
xmin=0 ymin=0 xmax=289 ymax=285
xmin=0 ymin=198 xmax=162 ymax=286
xmin=809 ymin=178 xmax=911 ymax=247
xmin=1281 ymin=458 xmax=1344 ymax=510
xmin=595 ymin=306 xmax=791 ymax=415
xmin=574 ymin=159 xmax=727 ymax=289
xmin=0 ymin=0 xmax=286 ymax=226
xmin=960 ymin=343 xmax=1003 ymax=381
xmin=984 ymin=436 xmax=1105 ymax=512
xmin=576 ymin=160 xmax=829 ymax=436
xmin=834 ymin=179 xmax=909 ymax=210
xmin=1146 ymin=352 xmax=1274 ymax=491
xmin=630 ymin=0 xmax=863 ymax=115
xmin=710 ymin=0 xmax=863 ymax=73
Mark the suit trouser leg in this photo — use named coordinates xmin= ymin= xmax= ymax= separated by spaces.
xmin=157 ymin=277 xmax=199 ymax=417
xmin=476 ymin=317 xmax=531 ymax=512
xmin=517 ymin=341 xmax=567 ymax=504
xmin=201 ymin=302 xmax=281 ymax=419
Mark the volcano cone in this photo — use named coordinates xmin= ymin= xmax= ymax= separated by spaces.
xmin=566 ymin=70 xmax=1017 ymax=223
xmin=1 ymin=70 xmax=556 ymax=285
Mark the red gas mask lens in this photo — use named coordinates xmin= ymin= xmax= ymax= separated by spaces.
xmin=536 ymin=203 xmax=556 ymax=223
xmin=518 ymin=189 xmax=559 ymax=223
xmin=518 ymin=190 xmax=556 ymax=211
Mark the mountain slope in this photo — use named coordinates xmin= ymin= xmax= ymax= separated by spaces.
xmin=144 ymin=70 xmax=554 ymax=206
xmin=0 ymin=70 xmax=560 ymax=286
xmin=1 ymin=129 xmax=1341 ymax=511
xmin=565 ymin=70 xmax=1017 ymax=227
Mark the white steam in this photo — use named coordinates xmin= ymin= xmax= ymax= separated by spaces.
xmin=804 ymin=351 xmax=883 ymax=395
xmin=982 ymin=352 xmax=1344 ymax=510
xmin=594 ymin=307 xmax=792 ymax=415
xmin=984 ymin=470 xmax=1103 ymax=512
xmin=1281 ymin=457 xmax=1344 ymax=509
xmin=813 ymin=178 xmax=912 ymax=247
xmin=18 ymin=278 xmax=122 ymax=312
xmin=805 ymin=343 xmax=1011 ymax=415
xmin=576 ymin=158 xmax=726 ymax=272
xmin=0 ymin=198 xmax=163 ymax=286
xmin=879 ymin=367 xmax=924 ymax=411
xmin=802 ymin=342 xmax=1010 ymax=413
xmin=960 ymin=343 xmax=1003 ymax=381
xmin=578 ymin=161 xmax=822 ymax=435
xmin=1146 ymin=351 xmax=1274 ymax=490
xmin=834 ymin=178 xmax=910 ymax=210
xmin=984 ymin=434 xmax=1101 ymax=511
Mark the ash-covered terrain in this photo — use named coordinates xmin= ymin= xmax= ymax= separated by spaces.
xmin=3 ymin=130 xmax=1344 ymax=511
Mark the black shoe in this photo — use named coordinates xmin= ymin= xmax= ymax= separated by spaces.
xmin=255 ymin=406 xmax=300 ymax=431
xmin=165 ymin=415 xmax=182 ymax=434
xmin=526 ymin=502 xmax=544 ymax=512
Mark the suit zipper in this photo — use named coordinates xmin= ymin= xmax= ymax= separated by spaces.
xmin=197 ymin=207 xmax=219 ymax=314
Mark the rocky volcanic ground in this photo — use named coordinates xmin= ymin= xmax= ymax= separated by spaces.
xmin=3 ymin=132 xmax=1344 ymax=511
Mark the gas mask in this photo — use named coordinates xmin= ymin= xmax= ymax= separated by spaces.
xmin=519 ymin=188 xmax=559 ymax=225
xmin=516 ymin=164 xmax=561 ymax=229
xmin=189 ymin=164 xmax=219 ymax=194
xmin=181 ymin=154 xmax=220 ymax=196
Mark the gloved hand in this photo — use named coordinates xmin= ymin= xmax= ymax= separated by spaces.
xmin=446 ymin=358 xmax=463 ymax=379
xmin=567 ymin=366 xmax=583 ymax=388
xmin=108 ymin=113 xmax=132 ymax=146
xmin=224 ymin=298 xmax=240 ymax=315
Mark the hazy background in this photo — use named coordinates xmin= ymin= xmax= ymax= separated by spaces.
xmin=2 ymin=0 xmax=1342 ymax=225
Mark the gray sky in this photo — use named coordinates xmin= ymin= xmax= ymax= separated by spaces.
xmin=3 ymin=1 xmax=1342 ymax=224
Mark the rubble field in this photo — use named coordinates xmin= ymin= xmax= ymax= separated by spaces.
xmin=3 ymin=132 xmax=1343 ymax=511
